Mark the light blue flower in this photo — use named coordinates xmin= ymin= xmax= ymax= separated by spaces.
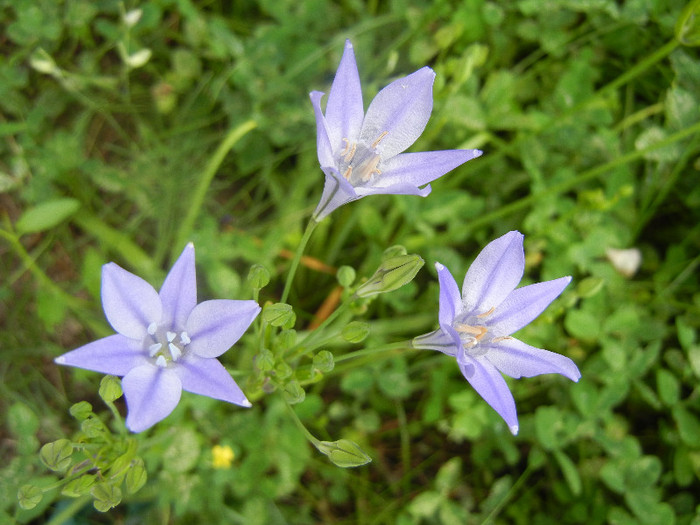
xmin=413 ymin=231 xmax=580 ymax=434
xmin=310 ymin=40 xmax=482 ymax=220
xmin=55 ymin=244 xmax=260 ymax=432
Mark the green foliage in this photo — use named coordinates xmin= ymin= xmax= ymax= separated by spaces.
xmin=2 ymin=0 xmax=699 ymax=522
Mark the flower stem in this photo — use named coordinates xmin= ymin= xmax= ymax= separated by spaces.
xmin=283 ymin=397 xmax=321 ymax=447
xmin=334 ymin=340 xmax=413 ymax=365
xmin=280 ymin=218 xmax=319 ymax=303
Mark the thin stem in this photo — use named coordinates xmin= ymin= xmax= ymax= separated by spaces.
xmin=283 ymin=396 xmax=321 ymax=447
xmin=172 ymin=120 xmax=257 ymax=258
xmin=280 ymin=218 xmax=319 ymax=303
xmin=334 ymin=341 xmax=413 ymax=364
xmin=288 ymin=300 xmax=352 ymax=358
xmin=46 ymin=496 xmax=92 ymax=525
xmin=104 ymin=399 xmax=127 ymax=437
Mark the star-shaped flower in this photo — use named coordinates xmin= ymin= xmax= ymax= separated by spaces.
xmin=55 ymin=244 xmax=261 ymax=432
xmin=413 ymin=231 xmax=580 ymax=434
xmin=310 ymin=40 xmax=482 ymax=220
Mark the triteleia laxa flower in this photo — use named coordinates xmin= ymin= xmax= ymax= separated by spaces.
xmin=55 ymin=244 xmax=261 ymax=433
xmin=310 ymin=40 xmax=482 ymax=220
xmin=413 ymin=231 xmax=580 ymax=435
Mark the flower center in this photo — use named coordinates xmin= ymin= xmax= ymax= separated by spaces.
xmin=146 ymin=322 xmax=190 ymax=368
xmin=454 ymin=306 xmax=496 ymax=357
xmin=338 ymin=131 xmax=388 ymax=186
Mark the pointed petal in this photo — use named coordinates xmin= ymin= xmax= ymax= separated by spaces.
xmin=325 ymin=40 xmax=364 ymax=151
xmin=483 ymin=337 xmax=581 ymax=381
xmin=361 ymin=67 xmax=435 ymax=159
xmin=186 ymin=300 xmax=260 ymax=358
xmin=354 ymin=181 xmax=431 ymax=198
xmin=159 ymin=243 xmax=197 ymax=331
xmin=376 ymin=149 xmax=482 ymax=188
xmin=102 ymin=263 xmax=162 ymax=340
xmin=435 ymin=262 xmax=461 ymax=328
xmin=55 ymin=335 xmax=148 ymax=376
xmin=312 ymin=167 xmax=359 ymax=220
xmin=122 ymin=365 xmax=182 ymax=432
xmin=462 ymin=231 xmax=524 ymax=314
xmin=412 ymin=328 xmax=458 ymax=356
xmin=489 ymin=276 xmax=571 ymax=337
xmin=310 ymin=91 xmax=335 ymax=167
xmin=176 ymin=354 xmax=251 ymax=406
xmin=459 ymin=354 xmax=519 ymax=434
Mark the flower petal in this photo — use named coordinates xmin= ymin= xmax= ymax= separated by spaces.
xmin=412 ymin=328 xmax=458 ymax=356
xmin=462 ymin=231 xmax=524 ymax=314
xmin=325 ymin=40 xmax=364 ymax=151
xmin=313 ymin=167 xmax=359 ymax=220
xmin=102 ymin=263 xmax=162 ymax=340
xmin=483 ymin=336 xmax=581 ymax=381
xmin=186 ymin=300 xmax=261 ymax=358
xmin=361 ymin=67 xmax=435 ymax=159
xmin=459 ymin=354 xmax=519 ymax=435
xmin=376 ymin=149 xmax=483 ymax=188
xmin=435 ymin=262 xmax=461 ymax=328
xmin=55 ymin=335 xmax=148 ymax=376
xmin=354 ymin=181 xmax=431 ymax=198
xmin=176 ymin=354 xmax=251 ymax=406
xmin=159 ymin=243 xmax=197 ymax=331
xmin=310 ymin=91 xmax=336 ymax=168
xmin=122 ymin=365 xmax=182 ymax=432
xmin=489 ymin=276 xmax=571 ymax=337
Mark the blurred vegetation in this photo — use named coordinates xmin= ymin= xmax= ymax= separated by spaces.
xmin=2 ymin=0 xmax=700 ymax=523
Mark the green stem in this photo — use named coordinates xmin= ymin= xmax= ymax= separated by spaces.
xmin=280 ymin=218 xmax=319 ymax=303
xmin=288 ymin=300 xmax=352 ymax=358
xmin=46 ymin=496 xmax=92 ymax=525
xmin=104 ymin=399 xmax=127 ymax=437
xmin=172 ymin=120 xmax=257 ymax=258
xmin=334 ymin=341 xmax=413 ymax=364
xmin=283 ymin=397 xmax=321 ymax=447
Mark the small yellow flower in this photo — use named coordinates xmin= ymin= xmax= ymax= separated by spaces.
xmin=211 ymin=445 xmax=235 ymax=469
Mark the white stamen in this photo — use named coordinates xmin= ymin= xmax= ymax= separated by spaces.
xmin=168 ymin=343 xmax=182 ymax=361
xmin=147 ymin=322 xmax=157 ymax=335
xmin=167 ymin=331 xmax=176 ymax=342
xmin=371 ymin=131 xmax=388 ymax=149
xmin=180 ymin=332 xmax=191 ymax=345
xmin=155 ymin=355 xmax=168 ymax=368
xmin=477 ymin=306 xmax=496 ymax=318
xmin=149 ymin=343 xmax=163 ymax=356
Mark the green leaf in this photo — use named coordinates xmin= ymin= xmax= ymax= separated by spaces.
xmin=16 ymin=198 xmax=80 ymax=234
xmin=17 ymin=484 xmax=43 ymax=510
xmin=256 ymin=348 xmax=275 ymax=371
xmin=39 ymin=439 xmax=73 ymax=472
xmin=676 ymin=316 xmax=696 ymax=350
xmin=282 ymin=380 xmax=305 ymax=405
xmin=534 ymin=406 xmax=561 ymax=451
xmin=576 ymin=276 xmax=604 ymax=298
xmin=656 ymin=369 xmax=680 ymax=406
xmin=62 ymin=474 xmax=96 ymax=497
xmin=262 ymin=302 xmax=296 ymax=328
xmin=7 ymin=402 xmax=39 ymax=438
xmin=312 ymin=350 xmax=334 ymax=373
xmin=125 ymin=458 xmax=147 ymax=494
xmin=672 ymin=406 xmax=700 ymax=448
xmin=98 ymin=375 xmax=123 ymax=403
xmin=163 ymin=428 xmax=200 ymax=473
xmin=341 ymin=321 xmax=370 ymax=343
xmin=316 ymin=439 xmax=372 ymax=468
xmin=69 ymin=401 xmax=93 ymax=421
xmin=91 ymin=482 xmax=122 ymax=512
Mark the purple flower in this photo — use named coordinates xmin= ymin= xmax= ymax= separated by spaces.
xmin=55 ymin=244 xmax=261 ymax=432
xmin=413 ymin=231 xmax=580 ymax=435
xmin=310 ymin=40 xmax=482 ymax=220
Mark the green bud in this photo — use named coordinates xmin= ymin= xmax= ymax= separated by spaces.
xmin=69 ymin=401 xmax=93 ymax=421
xmin=247 ymin=264 xmax=271 ymax=290
xmin=382 ymin=245 xmax=408 ymax=259
xmin=355 ymin=255 xmax=424 ymax=298
xmin=282 ymin=380 xmax=306 ymax=405
xmin=676 ymin=0 xmax=700 ymax=46
xmin=17 ymin=484 xmax=43 ymax=510
xmin=336 ymin=266 xmax=356 ymax=287
xmin=91 ymin=482 xmax=122 ymax=512
xmin=263 ymin=302 xmax=296 ymax=328
xmin=274 ymin=361 xmax=293 ymax=380
xmin=256 ymin=348 xmax=275 ymax=372
xmin=313 ymin=350 xmax=334 ymax=373
xmin=276 ymin=329 xmax=297 ymax=350
xmin=62 ymin=474 xmax=96 ymax=497
xmin=315 ymin=439 xmax=372 ymax=468
xmin=99 ymin=375 xmax=123 ymax=403
xmin=125 ymin=458 xmax=147 ymax=494
xmin=81 ymin=417 xmax=105 ymax=438
xmin=40 ymin=439 xmax=73 ymax=472
xmin=342 ymin=321 xmax=370 ymax=343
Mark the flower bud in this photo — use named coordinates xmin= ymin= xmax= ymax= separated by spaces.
xmin=315 ymin=439 xmax=372 ymax=468
xmin=355 ymin=255 xmax=424 ymax=298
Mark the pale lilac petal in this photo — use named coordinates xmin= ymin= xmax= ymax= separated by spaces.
xmin=412 ymin=328 xmax=458 ymax=356
xmin=123 ymin=365 xmax=182 ymax=432
xmin=489 ymin=277 xmax=571 ymax=337
xmin=186 ymin=300 xmax=261 ymax=358
xmin=355 ymin=182 xmax=431 ymax=198
xmin=310 ymin=91 xmax=335 ymax=167
xmin=360 ymin=67 xmax=435 ymax=159
xmin=176 ymin=354 xmax=251 ymax=406
xmin=376 ymin=149 xmax=483 ymax=188
xmin=325 ymin=40 xmax=364 ymax=150
xmin=102 ymin=263 xmax=162 ymax=340
xmin=459 ymin=354 xmax=519 ymax=434
xmin=55 ymin=335 xmax=148 ymax=376
xmin=484 ymin=337 xmax=580 ymax=381
xmin=435 ymin=262 xmax=461 ymax=327
xmin=313 ymin=167 xmax=359 ymax=220
xmin=462 ymin=231 xmax=524 ymax=314
xmin=159 ymin=243 xmax=197 ymax=330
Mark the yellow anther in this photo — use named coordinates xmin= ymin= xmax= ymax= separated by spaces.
xmin=477 ymin=306 xmax=496 ymax=318
xmin=371 ymin=131 xmax=389 ymax=149
xmin=341 ymin=138 xmax=351 ymax=156
xmin=343 ymin=166 xmax=353 ymax=180
xmin=455 ymin=323 xmax=488 ymax=341
xmin=343 ymin=143 xmax=357 ymax=163
xmin=491 ymin=336 xmax=513 ymax=343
